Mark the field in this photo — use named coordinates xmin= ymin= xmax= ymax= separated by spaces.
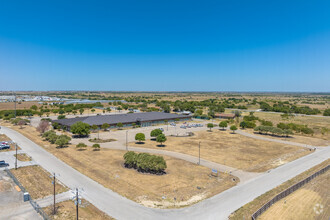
xmin=10 ymin=165 xmax=68 ymax=199
xmin=4 ymin=124 xmax=237 ymax=208
xmin=129 ymin=129 xmax=310 ymax=172
xmin=0 ymin=101 xmax=42 ymax=110
xmin=259 ymin=171 xmax=329 ymax=220
xmin=44 ymin=199 xmax=113 ymax=220
xmin=252 ymin=112 xmax=330 ymax=139
xmin=229 ymin=159 xmax=330 ymax=220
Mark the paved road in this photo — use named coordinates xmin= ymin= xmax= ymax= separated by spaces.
xmin=2 ymin=126 xmax=330 ymax=220
xmin=0 ymin=150 xmax=37 ymax=170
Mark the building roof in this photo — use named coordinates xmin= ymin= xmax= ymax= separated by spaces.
xmin=53 ymin=112 xmax=191 ymax=127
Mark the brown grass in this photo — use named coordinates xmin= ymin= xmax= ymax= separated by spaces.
xmin=10 ymin=165 xmax=68 ymax=200
xmin=130 ymin=129 xmax=310 ymax=172
xmin=15 ymin=153 xmax=32 ymax=161
xmin=259 ymin=171 xmax=329 ymax=220
xmin=5 ymin=124 xmax=237 ymax=208
xmin=229 ymin=159 xmax=330 ymax=220
xmin=44 ymin=199 xmax=114 ymax=220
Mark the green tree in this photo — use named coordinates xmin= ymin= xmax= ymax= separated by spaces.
xmin=219 ymin=121 xmax=227 ymax=130
xmin=135 ymin=133 xmax=145 ymax=143
xmin=150 ymin=129 xmax=162 ymax=139
xmin=70 ymin=121 xmax=91 ymax=137
xmin=91 ymin=109 xmax=95 ymax=113
xmin=240 ymin=121 xmax=247 ymax=129
xmin=117 ymin=123 xmax=123 ymax=129
xmin=156 ymin=134 xmax=167 ymax=146
xmin=57 ymin=115 xmax=66 ymax=119
xmin=230 ymin=125 xmax=237 ymax=133
xmin=55 ymin=135 xmax=71 ymax=148
xmin=30 ymin=105 xmax=38 ymax=111
xmin=91 ymin=124 xmax=98 ymax=131
xmin=92 ymin=143 xmax=101 ymax=151
xmin=101 ymin=123 xmax=110 ymax=131
xmin=323 ymin=109 xmax=330 ymax=116
xmin=79 ymin=108 xmax=84 ymax=115
xmin=207 ymin=123 xmax=214 ymax=131
xmin=76 ymin=142 xmax=87 ymax=150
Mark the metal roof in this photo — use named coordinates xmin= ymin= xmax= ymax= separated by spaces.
xmin=53 ymin=112 xmax=191 ymax=127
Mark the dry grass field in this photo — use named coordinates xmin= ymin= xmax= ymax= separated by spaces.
xmin=4 ymin=124 xmax=237 ymax=208
xmin=130 ymin=129 xmax=310 ymax=172
xmin=252 ymin=112 xmax=330 ymax=139
xmin=0 ymin=101 xmax=42 ymax=110
xmin=259 ymin=171 xmax=329 ymax=220
xmin=229 ymin=159 xmax=330 ymax=220
xmin=14 ymin=153 xmax=32 ymax=161
xmin=10 ymin=165 xmax=68 ymax=200
xmin=242 ymin=129 xmax=330 ymax=146
xmin=44 ymin=199 xmax=114 ymax=220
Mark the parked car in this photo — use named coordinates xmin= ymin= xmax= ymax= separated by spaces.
xmin=0 ymin=145 xmax=10 ymax=150
xmin=0 ymin=160 xmax=9 ymax=167
xmin=180 ymin=125 xmax=186 ymax=129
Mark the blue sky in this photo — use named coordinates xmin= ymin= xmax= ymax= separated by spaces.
xmin=0 ymin=0 xmax=329 ymax=92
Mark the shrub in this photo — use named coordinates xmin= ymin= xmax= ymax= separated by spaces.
xmin=92 ymin=143 xmax=101 ymax=151
xmin=55 ymin=135 xmax=71 ymax=148
xmin=57 ymin=115 xmax=66 ymax=119
xmin=76 ymin=143 xmax=87 ymax=150
xmin=71 ymin=121 xmax=90 ymax=137
xmin=123 ymin=151 xmax=167 ymax=174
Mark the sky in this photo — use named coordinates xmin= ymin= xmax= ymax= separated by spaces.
xmin=0 ymin=0 xmax=329 ymax=92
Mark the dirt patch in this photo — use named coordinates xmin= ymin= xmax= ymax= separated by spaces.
xmin=130 ymin=129 xmax=311 ymax=172
xmin=43 ymin=199 xmax=114 ymax=220
xmin=10 ymin=165 xmax=68 ymax=200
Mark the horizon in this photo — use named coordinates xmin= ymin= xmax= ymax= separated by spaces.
xmin=1 ymin=0 xmax=330 ymax=92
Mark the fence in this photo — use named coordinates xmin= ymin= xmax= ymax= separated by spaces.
xmin=251 ymin=164 xmax=329 ymax=220
xmin=4 ymin=168 xmax=50 ymax=220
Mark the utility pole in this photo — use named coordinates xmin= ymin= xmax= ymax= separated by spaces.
xmin=126 ymin=130 xmax=128 ymax=151
xmin=198 ymin=141 xmax=201 ymax=165
xmin=52 ymin=173 xmax=56 ymax=215
xmin=14 ymin=93 xmax=17 ymax=118
xmin=15 ymin=143 xmax=18 ymax=169
xmin=76 ymin=188 xmax=79 ymax=220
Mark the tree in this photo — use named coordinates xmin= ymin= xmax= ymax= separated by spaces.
xmin=91 ymin=124 xmax=98 ymax=131
xmin=150 ymin=129 xmax=162 ymax=139
xmin=70 ymin=121 xmax=91 ymax=137
xmin=117 ymin=123 xmax=123 ymax=129
xmin=18 ymin=120 xmax=26 ymax=129
xmin=106 ymin=107 xmax=111 ymax=113
xmin=76 ymin=142 xmax=87 ymax=150
xmin=92 ymin=143 xmax=101 ymax=151
xmin=37 ymin=120 xmax=49 ymax=133
xmin=323 ymin=109 xmax=330 ymax=116
xmin=91 ymin=109 xmax=95 ymax=113
xmin=57 ymin=115 xmax=66 ymax=119
xmin=240 ymin=121 xmax=247 ymax=129
xmin=207 ymin=123 xmax=214 ymax=131
xmin=30 ymin=105 xmax=38 ymax=111
xmin=55 ymin=135 xmax=71 ymax=148
xmin=101 ymin=123 xmax=110 ymax=131
xmin=219 ymin=121 xmax=227 ymax=130
xmin=230 ymin=125 xmax=237 ymax=133
xmin=156 ymin=134 xmax=167 ymax=146
xmin=135 ymin=133 xmax=145 ymax=143
xmin=79 ymin=108 xmax=84 ymax=115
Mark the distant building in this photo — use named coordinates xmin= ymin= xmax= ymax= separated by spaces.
xmin=53 ymin=112 xmax=192 ymax=129
xmin=214 ymin=113 xmax=236 ymax=119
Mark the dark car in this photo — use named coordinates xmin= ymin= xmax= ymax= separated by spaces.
xmin=0 ymin=145 xmax=10 ymax=150
xmin=0 ymin=160 xmax=9 ymax=167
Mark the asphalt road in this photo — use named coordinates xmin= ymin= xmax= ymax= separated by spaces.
xmin=2 ymin=126 xmax=330 ymax=219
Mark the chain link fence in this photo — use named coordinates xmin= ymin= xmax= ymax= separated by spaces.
xmin=251 ymin=164 xmax=330 ymax=219
xmin=4 ymin=168 xmax=50 ymax=220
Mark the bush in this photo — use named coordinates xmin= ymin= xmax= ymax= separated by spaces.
xmin=57 ymin=115 xmax=66 ymax=119
xmin=123 ymin=151 xmax=167 ymax=174
xmin=323 ymin=109 xmax=330 ymax=116
xmin=55 ymin=135 xmax=71 ymax=148
xmin=92 ymin=143 xmax=101 ymax=151
xmin=76 ymin=142 xmax=87 ymax=150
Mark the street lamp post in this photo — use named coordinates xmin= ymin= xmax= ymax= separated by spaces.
xmin=126 ymin=130 xmax=128 ymax=151
xmin=198 ymin=141 xmax=201 ymax=165
xmin=15 ymin=143 xmax=18 ymax=170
